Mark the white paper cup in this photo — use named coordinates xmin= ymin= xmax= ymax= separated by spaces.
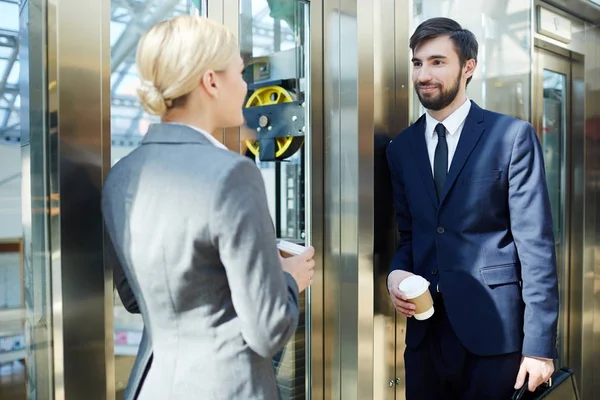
xmin=398 ymin=275 xmax=434 ymax=320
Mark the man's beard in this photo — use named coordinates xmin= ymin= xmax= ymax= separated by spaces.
xmin=415 ymin=71 xmax=462 ymax=111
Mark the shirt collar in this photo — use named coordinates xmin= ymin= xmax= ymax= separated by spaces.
xmin=425 ymin=98 xmax=472 ymax=138
xmin=163 ymin=122 xmax=228 ymax=150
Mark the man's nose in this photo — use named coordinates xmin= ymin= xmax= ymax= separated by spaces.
xmin=416 ymin=67 xmax=432 ymax=83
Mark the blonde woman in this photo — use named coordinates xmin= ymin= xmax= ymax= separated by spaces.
xmin=102 ymin=16 xmax=315 ymax=400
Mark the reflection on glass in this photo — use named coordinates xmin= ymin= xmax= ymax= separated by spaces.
xmin=109 ymin=1 xmax=200 ymax=398
xmin=542 ymin=68 xmax=566 ymax=364
xmin=412 ymin=0 xmax=532 ymax=121
xmin=1 ymin=0 xmax=26 ymax=398
xmin=240 ymin=0 xmax=309 ymax=398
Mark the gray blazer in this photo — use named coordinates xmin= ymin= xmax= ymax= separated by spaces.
xmin=102 ymin=123 xmax=300 ymax=399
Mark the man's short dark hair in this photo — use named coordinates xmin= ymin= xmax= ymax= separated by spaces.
xmin=410 ymin=17 xmax=478 ymax=85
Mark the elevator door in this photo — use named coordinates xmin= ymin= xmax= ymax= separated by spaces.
xmin=534 ymin=47 xmax=571 ymax=368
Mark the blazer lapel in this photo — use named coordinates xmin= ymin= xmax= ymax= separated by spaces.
xmin=439 ymin=101 xmax=485 ymax=205
xmin=407 ymin=116 xmax=438 ymax=208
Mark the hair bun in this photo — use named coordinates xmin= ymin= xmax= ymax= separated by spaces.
xmin=137 ymin=80 xmax=169 ymax=115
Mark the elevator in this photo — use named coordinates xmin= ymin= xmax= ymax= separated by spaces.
xmin=4 ymin=0 xmax=600 ymax=399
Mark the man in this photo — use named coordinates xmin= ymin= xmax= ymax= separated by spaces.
xmin=386 ymin=17 xmax=559 ymax=399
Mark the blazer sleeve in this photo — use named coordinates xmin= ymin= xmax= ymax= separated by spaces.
xmin=386 ymin=142 xmax=414 ymax=276
xmin=508 ymin=122 xmax=559 ymax=359
xmin=210 ymin=158 xmax=300 ymax=358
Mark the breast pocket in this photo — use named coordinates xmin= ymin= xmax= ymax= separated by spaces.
xmin=462 ymin=169 xmax=502 ymax=184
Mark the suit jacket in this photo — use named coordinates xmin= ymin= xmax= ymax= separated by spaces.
xmin=386 ymin=101 xmax=559 ymax=359
xmin=108 ymin=237 xmax=152 ymax=400
xmin=102 ymin=123 xmax=300 ymax=399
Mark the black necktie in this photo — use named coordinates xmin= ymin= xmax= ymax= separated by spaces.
xmin=434 ymin=123 xmax=448 ymax=202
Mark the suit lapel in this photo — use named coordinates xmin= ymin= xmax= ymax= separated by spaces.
xmin=439 ymin=102 xmax=485 ymax=205
xmin=407 ymin=116 xmax=438 ymax=208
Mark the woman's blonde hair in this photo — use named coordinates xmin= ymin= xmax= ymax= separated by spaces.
xmin=135 ymin=16 xmax=238 ymax=115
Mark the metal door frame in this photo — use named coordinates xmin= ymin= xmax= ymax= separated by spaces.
xmin=533 ymin=46 xmax=572 ymax=367
xmin=533 ymin=42 xmax=588 ymax=397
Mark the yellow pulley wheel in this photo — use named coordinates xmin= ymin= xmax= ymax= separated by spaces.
xmin=244 ymin=86 xmax=303 ymax=160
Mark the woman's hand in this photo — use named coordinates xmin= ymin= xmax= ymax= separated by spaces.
xmin=280 ymin=246 xmax=315 ymax=293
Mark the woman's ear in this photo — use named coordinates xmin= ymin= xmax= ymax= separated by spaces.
xmin=200 ymin=70 xmax=219 ymax=98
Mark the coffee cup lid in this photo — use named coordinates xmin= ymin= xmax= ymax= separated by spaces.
xmin=398 ymin=275 xmax=428 ymax=299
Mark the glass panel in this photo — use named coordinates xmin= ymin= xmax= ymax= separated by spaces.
xmin=7 ymin=60 xmax=19 ymax=85
xmin=239 ymin=1 xmax=309 ymax=398
xmin=0 ymin=2 xmax=18 ymax=31
xmin=542 ymin=68 xmax=567 ymax=364
xmin=1 ymin=1 xmax=25 ymax=398
xmin=0 ymin=47 xmax=13 ymax=59
xmin=108 ymin=1 xmax=203 ymax=398
xmin=412 ymin=0 xmax=532 ymax=120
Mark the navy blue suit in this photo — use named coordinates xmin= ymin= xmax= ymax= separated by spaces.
xmin=387 ymin=102 xmax=559 ymax=398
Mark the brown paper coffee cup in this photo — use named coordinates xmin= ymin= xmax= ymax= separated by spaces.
xmin=398 ymin=275 xmax=434 ymax=320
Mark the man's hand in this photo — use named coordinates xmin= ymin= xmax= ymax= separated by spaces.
xmin=280 ymin=247 xmax=315 ymax=293
xmin=514 ymin=356 xmax=554 ymax=392
xmin=387 ymin=270 xmax=421 ymax=317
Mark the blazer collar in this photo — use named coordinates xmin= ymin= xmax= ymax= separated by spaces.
xmin=142 ymin=123 xmax=214 ymax=146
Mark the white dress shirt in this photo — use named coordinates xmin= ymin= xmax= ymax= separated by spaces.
xmin=165 ymin=122 xmax=228 ymax=150
xmin=424 ymin=98 xmax=471 ymax=173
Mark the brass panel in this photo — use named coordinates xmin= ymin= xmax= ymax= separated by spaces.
xmin=102 ymin=0 xmax=115 ymax=396
xmin=372 ymin=0 xmax=397 ymax=397
xmin=570 ymin=53 xmax=588 ymax=400
xmin=323 ymin=0 xmax=376 ymax=398
xmin=583 ymin=22 xmax=600 ymax=400
xmin=50 ymin=0 xmax=113 ymax=397
xmin=308 ymin=1 xmax=326 ymax=399
xmin=322 ymin=1 xmax=342 ymax=397
xmin=323 ymin=0 xmax=342 ymax=400
xmin=356 ymin=0 xmax=374 ymax=396
xmin=338 ymin=0 xmax=361 ymax=397
xmin=393 ymin=1 xmax=411 ymax=398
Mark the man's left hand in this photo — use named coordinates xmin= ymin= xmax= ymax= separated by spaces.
xmin=514 ymin=356 xmax=554 ymax=392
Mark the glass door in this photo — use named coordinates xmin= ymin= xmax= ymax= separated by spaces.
xmin=238 ymin=1 xmax=311 ymax=398
xmin=534 ymin=47 xmax=571 ymax=367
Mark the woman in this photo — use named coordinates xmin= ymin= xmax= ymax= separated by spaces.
xmin=102 ymin=15 xmax=315 ymax=399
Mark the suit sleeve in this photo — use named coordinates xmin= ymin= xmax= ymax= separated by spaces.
xmin=106 ymin=232 xmax=140 ymax=314
xmin=386 ymin=143 xmax=414 ymax=276
xmin=210 ymin=158 xmax=299 ymax=358
xmin=508 ymin=123 xmax=559 ymax=359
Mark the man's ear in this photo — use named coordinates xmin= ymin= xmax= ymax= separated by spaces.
xmin=464 ymin=59 xmax=476 ymax=80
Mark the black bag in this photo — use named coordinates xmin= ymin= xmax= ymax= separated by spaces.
xmin=511 ymin=367 xmax=579 ymax=400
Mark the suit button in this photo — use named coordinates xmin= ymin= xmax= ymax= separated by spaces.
xmin=432 ymin=268 xmax=438 ymax=275
xmin=437 ymin=226 xmax=445 ymax=234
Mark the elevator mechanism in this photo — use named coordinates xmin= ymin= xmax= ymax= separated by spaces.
xmin=241 ymin=0 xmax=307 ymax=162
xmin=242 ymin=56 xmax=306 ymax=161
